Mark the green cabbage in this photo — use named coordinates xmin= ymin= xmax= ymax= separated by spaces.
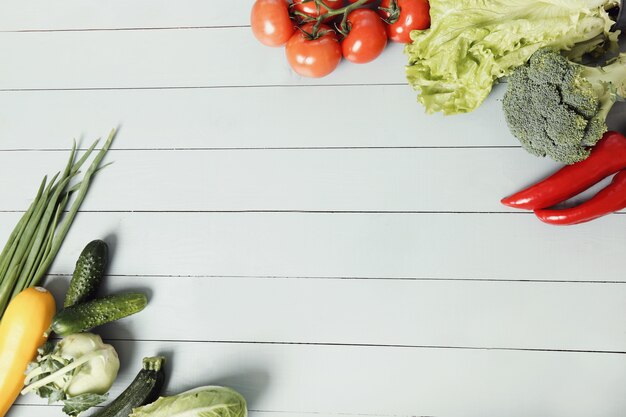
xmin=405 ymin=0 xmax=619 ymax=115
xmin=129 ymin=386 xmax=247 ymax=417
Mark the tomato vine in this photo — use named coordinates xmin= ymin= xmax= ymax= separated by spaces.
xmin=292 ymin=0 xmax=373 ymax=38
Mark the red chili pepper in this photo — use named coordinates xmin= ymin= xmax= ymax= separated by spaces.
xmin=534 ymin=170 xmax=626 ymax=225
xmin=501 ymin=131 xmax=626 ymax=210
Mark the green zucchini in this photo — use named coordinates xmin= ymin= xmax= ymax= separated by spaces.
xmin=51 ymin=292 xmax=148 ymax=336
xmin=92 ymin=356 xmax=165 ymax=417
xmin=64 ymin=240 xmax=109 ymax=307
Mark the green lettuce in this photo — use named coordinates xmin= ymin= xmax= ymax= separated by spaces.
xmin=129 ymin=386 xmax=247 ymax=417
xmin=405 ymin=0 xmax=619 ymax=115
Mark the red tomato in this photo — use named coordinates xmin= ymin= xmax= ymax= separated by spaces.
xmin=341 ymin=9 xmax=387 ymax=64
xmin=292 ymin=0 xmax=344 ymax=18
xmin=251 ymin=0 xmax=295 ymax=46
xmin=285 ymin=23 xmax=342 ymax=78
xmin=379 ymin=0 xmax=429 ymax=43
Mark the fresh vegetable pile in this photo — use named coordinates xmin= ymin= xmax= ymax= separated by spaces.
xmin=10 ymin=238 xmax=149 ymax=416
xmin=403 ymin=1 xmax=625 ymax=161
xmin=405 ymin=0 xmax=619 ymax=115
xmin=251 ymin=0 xmax=430 ymax=77
xmin=0 ymin=134 xmax=126 ymax=416
xmin=0 ymin=135 xmax=249 ymax=416
xmin=249 ymin=1 xmax=626 ymax=224
xmin=0 ymin=234 xmax=248 ymax=417
xmin=398 ymin=0 xmax=626 ymax=224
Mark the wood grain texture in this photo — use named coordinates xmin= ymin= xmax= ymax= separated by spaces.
xmin=12 ymin=340 xmax=626 ymax=417
xmin=0 ymin=147 xmax=561 ymax=212
xmin=3 ymin=87 xmax=625 ymax=151
xmin=4 ymin=3 xmax=626 ymax=417
xmin=40 ymin=274 xmax=626 ymax=353
xmin=0 ymin=29 xmax=406 ymax=89
xmin=0 ymin=0 xmax=254 ymax=31
xmin=0 ymin=84 xmax=515 ymax=150
xmin=0 ymin=212 xmax=623 ymax=282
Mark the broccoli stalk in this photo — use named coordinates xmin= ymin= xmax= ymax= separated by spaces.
xmin=585 ymin=56 xmax=626 ymax=121
xmin=503 ymin=48 xmax=626 ymax=164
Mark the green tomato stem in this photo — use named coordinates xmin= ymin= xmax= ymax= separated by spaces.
xmin=307 ymin=0 xmax=372 ymax=38
xmin=319 ymin=0 xmax=370 ymax=18
xmin=379 ymin=0 xmax=400 ymax=25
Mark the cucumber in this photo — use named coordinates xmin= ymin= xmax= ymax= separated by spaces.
xmin=64 ymin=240 xmax=108 ymax=308
xmin=92 ymin=356 xmax=165 ymax=417
xmin=51 ymin=292 xmax=148 ymax=336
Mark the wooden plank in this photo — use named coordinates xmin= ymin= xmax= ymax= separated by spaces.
xmin=0 ymin=29 xmax=407 ymax=89
xmin=0 ymin=147 xmax=563 ymax=213
xmin=0 ymin=212 xmax=623 ymax=282
xmin=0 ymin=0 xmax=254 ymax=31
xmin=0 ymin=84 xmax=514 ymax=150
xmin=13 ymin=340 xmax=626 ymax=417
xmin=41 ymin=275 xmax=626 ymax=352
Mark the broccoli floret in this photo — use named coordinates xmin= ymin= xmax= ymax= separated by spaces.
xmin=503 ymin=48 xmax=626 ymax=164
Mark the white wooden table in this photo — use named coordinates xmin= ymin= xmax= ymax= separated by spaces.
xmin=2 ymin=2 xmax=626 ymax=416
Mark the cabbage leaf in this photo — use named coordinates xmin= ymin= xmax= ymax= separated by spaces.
xmin=129 ymin=386 xmax=247 ymax=417
xmin=405 ymin=0 xmax=619 ymax=115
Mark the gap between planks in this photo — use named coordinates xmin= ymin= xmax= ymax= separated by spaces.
xmin=0 ymin=146 xmax=521 ymax=152
xmin=3 ymin=209 xmax=625 ymax=215
xmin=41 ymin=336 xmax=626 ymax=356
xmin=0 ymin=83 xmax=409 ymax=92
xmin=0 ymin=25 xmax=252 ymax=33
xmin=43 ymin=272 xmax=626 ymax=284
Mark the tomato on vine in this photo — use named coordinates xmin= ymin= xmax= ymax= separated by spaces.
xmin=285 ymin=23 xmax=342 ymax=78
xmin=251 ymin=0 xmax=400 ymax=77
xmin=379 ymin=0 xmax=430 ymax=43
xmin=251 ymin=0 xmax=295 ymax=46
xmin=341 ymin=9 xmax=387 ymax=64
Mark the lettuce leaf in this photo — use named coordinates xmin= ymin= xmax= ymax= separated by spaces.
xmin=405 ymin=0 xmax=619 ymax=115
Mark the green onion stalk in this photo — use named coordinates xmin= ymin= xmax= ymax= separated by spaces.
xmin=0 ymin=129 xmax=116 ymax=319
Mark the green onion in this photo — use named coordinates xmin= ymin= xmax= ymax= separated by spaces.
xmin=0 ymin=129 xmax=116 ymax=319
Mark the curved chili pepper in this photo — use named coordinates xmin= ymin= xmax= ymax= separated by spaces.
xmin=534 ymin=170 xmax=626 ymax=225
xmin=501 ymin=131 xmax=626 ymax=210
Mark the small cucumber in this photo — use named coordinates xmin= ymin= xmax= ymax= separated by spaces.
xmin=51 ymin=293 xmax=147 ymax=336
xmin=64 ymin=240 xmax=108 ymax=308
xmin=92 ymin=356 xmax=165 ymax=417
